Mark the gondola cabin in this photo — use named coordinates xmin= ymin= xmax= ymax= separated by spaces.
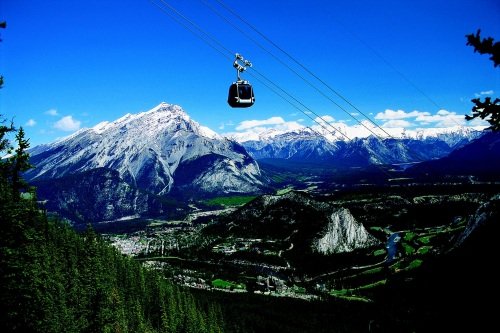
xmin=228 ymin=80 xmax=255 ymax=108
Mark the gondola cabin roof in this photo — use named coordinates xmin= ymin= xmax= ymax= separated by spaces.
xmin=228 ymin=80 xmax=255 ymax=108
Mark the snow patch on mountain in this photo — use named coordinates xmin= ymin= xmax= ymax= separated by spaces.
xmin=27 ymin=102 xmax=264 ymax=197
xmin=238 ymin=125 xmax=484 ymax=165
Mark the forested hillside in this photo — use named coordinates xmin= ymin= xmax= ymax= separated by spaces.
xmin=0 ymin=119 xmax=223 ymax=333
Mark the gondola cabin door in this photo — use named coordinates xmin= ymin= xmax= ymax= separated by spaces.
xmin=228 ymin=80 xmax=254 ymax=107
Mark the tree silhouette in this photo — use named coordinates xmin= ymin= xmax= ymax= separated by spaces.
xmin=1 ymin=21 xmax=5 ymax=87
xmin=465 ymin=30 xmax=499 ymax=131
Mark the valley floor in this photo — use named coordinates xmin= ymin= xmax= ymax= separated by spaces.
xmin=101 ymin=184 xmax=498 ymax=326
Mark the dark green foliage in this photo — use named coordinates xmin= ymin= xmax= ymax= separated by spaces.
xmin=0 ymin=118 xmax=223 ymax=332
xmin=10 ymin=127 xmax=33 ymax=197
xmin=466 ymin=29 xmax=500 ymax=67
xmin=1 ymin=21 xmax=5 ymax=82
xmin=465 ymin=96 xmax=500 ymax=131
xmin=0 ymin=215 xmax=222 ymax=332
xmin=465 ymin=30 xmax=500 ymax=130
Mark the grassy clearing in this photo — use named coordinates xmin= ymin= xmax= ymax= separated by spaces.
xmin=212 ymin=278 xmax=246 ymax=290
xmin=332 ymin=294 xmax=373 ymax=303
xmin=417 ymin=246 xmax=432 ymax=255
xmin=372 ymin=249 xmax=386 ymax=257
xmin=330 ymin=289 xmax=373 ymax=303
xmin=360 ymin=267 xmax=383 ymax=276
xmin=405 ymin=259 xmax=423 ymax=271
xmin=402 ymin=243 xmax=415 ymax=255
xmin=292 ymin=285 xmax=306 ymax=294
xmin=203 ymin=196 xmax=257 ymax=207
xmin=357 ymin=279 xmax=387 ymax=290
xmin=276 ymin=187 xmax=294 ymax=195
xmin=417 ymin=235 xmax=433 ymax=245
xmin=404 ymin=232 xmax=416 ymax=242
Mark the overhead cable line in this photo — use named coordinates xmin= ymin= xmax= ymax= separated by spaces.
xmin=150 ymin=0 xmax=233 ymax=60
xmin=246 ymin=70 xmax=352 ymax=140
xmin=151 ymin=0 xmax=354 ymax=141
xmin=247 ymin=68 xmax=353 ymax=141
xmin=205 ymin=0 xmax=460 ymax=171
xmin=199 ymin=0 xmax=386 ymax=141
xmin=317 ymin=7 xmax=465 ymax=128
xmin=149 ymin=0 xmax=400 ymax=181
xmin=211 ymin=0 xmax=394 ymax=138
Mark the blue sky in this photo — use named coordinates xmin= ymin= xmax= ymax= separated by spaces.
xmin=1 ymin=0 xmax=499 ymax=146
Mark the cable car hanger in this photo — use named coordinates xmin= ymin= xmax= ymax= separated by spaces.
xmin=227 ymin=53 xmax=255 ymax=108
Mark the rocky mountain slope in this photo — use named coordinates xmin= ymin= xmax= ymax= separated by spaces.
xmin=215 ymin=191 xmax=378 ymax=255
xmin=407 ymin=130 xmax=500 ymax=177
xmin=26 ymin=103 xmax=268 ymax=222
xmin=240 ymin=127 xmax=483 ymax=167
xmin=27 ymin=103 xmax=265 ymax=197
xmin=313 ymin=208 xmax=379 ymax=254
xmin=32 ymin=168 xmax=187 ymax=224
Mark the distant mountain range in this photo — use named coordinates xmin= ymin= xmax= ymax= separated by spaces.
xmin=406 ymin=131 xmax=500 ymax=178
xmin=25 ymin=102 xmax=497 ymax=223
xmin=240 ymin=127 xmax=484 ymax=167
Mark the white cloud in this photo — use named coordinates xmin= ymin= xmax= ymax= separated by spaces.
xmin=25 ymin=119 xmax=36 ymax=127
xmin=218 ymin=120 xmax=234 ymax=130
xmin=381 ymin=119 xmax=412 ymax=128
xmin=415 ymin=110 xmax=464 ymax=127
xmin=375 ymin=109 xmax=429 ymax=120
xmin=313 ymin=115 xmax=335 ymax=124
xmin=45 ymin=108 xmax=58 ymax=116
xmin=224 ymin=117 xmax=304 ymax=141
xmin=437 ymin=109 xmax=451 ymax=116
xmin=468 ymin=117 xmax=490 ymax=127
xmin=374 ymin=108 xmax=466 ymax=128
xmin=475 ymin=90 xmax=494 ymax=97
xmin=311 ymin=119 xmax=385 ymax=141
xmin=236 ymin=116 xmax=286 ymax=130
xmin=223 ymin=108 xmax=487 ymax=143
xmin=54 ymin=116 xmax=81 ymax=132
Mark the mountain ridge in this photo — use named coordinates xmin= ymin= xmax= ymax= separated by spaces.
xmin=26 ymin=103 xmax=268 ymax=222
xmin=27 ymin=102 xmax=266 ymax=198
xmin=239 ymin=127 xmax=484 ymax=167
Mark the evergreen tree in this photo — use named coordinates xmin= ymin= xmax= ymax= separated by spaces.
xmin=465 ymin=30 xmax=500 ymax=131
xmin=10 ymin=127 xmax=33 ymax=197
xmin=0 ymin=119 xmax=226 ymax=332
xmin=0 ymin=22 xmax=225 ymax=328
xmin=0 ymin=21 xmax=5 ymax=87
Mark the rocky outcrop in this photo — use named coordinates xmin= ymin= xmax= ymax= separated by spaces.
xmin=455 ymin=194 xmax=500 ymax=248
xmin=24 ymin=103 xmax=270 ymax=222
xmin=313 ymin=208 xmax=379 ymax=254
xmin=220 ymin=191 xmax=379 ymax=254
xmin=240 ymin=127 xmax=483 ymax=167
xmin=27 ymin=103 xmax=266 ymax=199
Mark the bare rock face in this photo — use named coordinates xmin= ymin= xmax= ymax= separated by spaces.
xmin=221 ymin=191 xmax=379 ymax=255
xmin=27 ymin=103 xmax=266 ymax=198
xmin=26 ymin=103 xmax=268 ymax=222
xmin=313 ymin=208 xmax=379 ymax=254
xmin=239 ymin=126 xmax=483 ymax=167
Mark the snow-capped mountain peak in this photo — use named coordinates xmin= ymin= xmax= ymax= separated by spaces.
xmin=26 ymin=103 xmax=264 ymax=197
xmin=239 ymin=124 xmax=485 ymax=166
